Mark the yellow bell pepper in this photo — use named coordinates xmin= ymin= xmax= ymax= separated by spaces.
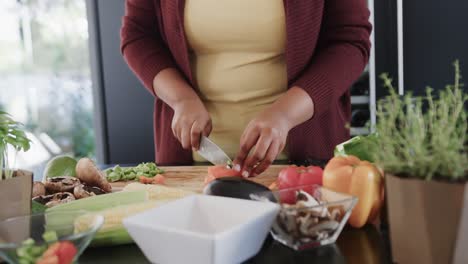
xmin=323 ymin=156 xmax=384 ymax=228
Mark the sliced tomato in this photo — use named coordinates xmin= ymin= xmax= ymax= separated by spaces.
xmin=277 ymin=165 xmax=323 ymax=204
xmin=38 ymin=241 xmax=77 ymax=264
xmin=138 ymin=175 xmax=153 ymax=184
xmin=39 ymin=242 xmax=61 ymax=261
xmin=205 ymin=165 xmax=242 ymax=185
xmin=56 ymin=241 xmax=77 ymax=264
xmin=153 ymin=174 xmax=165 ymax=184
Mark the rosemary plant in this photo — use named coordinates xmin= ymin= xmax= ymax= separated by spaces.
xmin=0 ymin=111 xmax=31 ymax=180
xmin=374 ymin=61 xmax=467 ymax=181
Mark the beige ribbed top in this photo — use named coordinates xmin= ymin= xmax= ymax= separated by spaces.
xmin=184 ymin=0 xmax=288 ymax=161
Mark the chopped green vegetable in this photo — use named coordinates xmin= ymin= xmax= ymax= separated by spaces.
xmin=107 ymin=171 xmax=120 ymax=182
xmin=123 ymin=172 xmax=136 ymax=181
xmin=29 ymin=246 xmax=45 ymax=257
xmin=105 ymin=162 xmax=164 ymax=182
xmin=42 ymin=230 xmax=58 ymax=243
xmin=19 ymin=259 xmax=30 ymax=264
xmin=113 ymin=165 xmax=122 ymax=172
xmin=16 ymin=237 xmax=47 ymax=264
xmin=22 ymin=239 xmax=35 ymax=247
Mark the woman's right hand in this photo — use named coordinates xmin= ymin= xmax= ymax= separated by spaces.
xmin=172 ymin=98 xmax=212 ymax=150
xmin=152 ymin=68 xmax=212 ymax=151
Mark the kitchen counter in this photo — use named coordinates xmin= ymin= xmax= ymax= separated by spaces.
xmin=80 ymin=224 xmax=392 ymax=264
xmin=79 ymin=163 xmax=392 ymax=263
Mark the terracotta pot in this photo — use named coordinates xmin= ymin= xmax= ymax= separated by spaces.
xmin=385 ymin=174 xmax=468 ymax=264
xmin=0 ymin=170 xmax=33 ymax=221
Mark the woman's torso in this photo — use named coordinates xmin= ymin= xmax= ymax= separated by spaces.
xmin=184 ymin=0 xmax=288 ymax=161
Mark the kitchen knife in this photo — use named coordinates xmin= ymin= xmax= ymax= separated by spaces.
xmin=197 ymin=136 xmax=233 ymax=167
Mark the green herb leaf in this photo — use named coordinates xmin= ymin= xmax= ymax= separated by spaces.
xmin=375 ymin=61 xmax=467 ymax=180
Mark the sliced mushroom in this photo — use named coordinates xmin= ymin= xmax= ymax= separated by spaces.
xmin=32 ymin=192 xmax=75 ymax=207
xmin=32 ymin=181 xmax=46 ymax=197
xmin=45 ymin=192 xmax=75 ymax=208
xmin=328 ymin=205 xmax=345 ymax=221
xmin=298 ymin=213 xmax=313 ymax=235
xmin=330 ymin=208 xmax=342 ymax=221
xmin=73 ymin=184 xmax=105 ymax=199
xmin=278 ymin=209 xmax=300 ymax=236
xmin=296 ymin=190 xmax=318 ymax=205
xmin=304 ymin=220 xmax=339 ymax=236
xmin=32 ymin=194 xmax=53 ymax=205
xmin=45 ymin=176 xmax=81 ymax=194
xmin=274 ymin=189 xmax=346 ymax=244
xmin=315 ymin=231 xmax=330 ymax=241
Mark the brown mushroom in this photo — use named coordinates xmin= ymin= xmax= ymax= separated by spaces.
xmin=75 ymin=158 xmax=112 ymax=192
xmin=32 ymin=192 xmax=75 ymax=208
xmin=44 ymin=176 xmax=81 ymax=194
xmin=272 ymin=190 xmax=345 ymax=244
xmin=45 ymin=192 xmax=75 ymax=207
xmin=32 ymin=181 xmax=46 ymax=197
xmin=73 ymin=184 xmax=106 ymax=199
xmin=32 ymin=194 xmax=52 ymax=205
xmin=303 ymin=220 xmax=339 ymax=236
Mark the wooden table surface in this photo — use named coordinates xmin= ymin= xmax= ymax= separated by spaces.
xmin=110 ymin=165 xmax=287 ymax=193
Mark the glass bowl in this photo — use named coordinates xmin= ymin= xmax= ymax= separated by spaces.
xmin=250 ymin=185 xmax=357 ymax=251
xmin=0 ymin=210 xmax=103 ymax=264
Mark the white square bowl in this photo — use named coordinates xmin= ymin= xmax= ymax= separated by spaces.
xmin=123 ymin=195 xmax=280 ymax=264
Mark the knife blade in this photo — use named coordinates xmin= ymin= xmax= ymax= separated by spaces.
xmin=197 ymin=136 xmax=233 ymax=167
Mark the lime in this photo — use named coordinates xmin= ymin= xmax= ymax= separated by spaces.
xmin=42 ymin=155 xmax=77 ymax=182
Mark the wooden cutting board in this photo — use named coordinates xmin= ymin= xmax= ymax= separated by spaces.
xmin=110 ymin=165 xmax=287 ymax=193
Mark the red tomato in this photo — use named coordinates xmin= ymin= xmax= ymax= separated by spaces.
xmin=204 ymin=165 xmax=242 ymax=185
xmin=277 ymin=165 xmax=323 ymax=204
xmin=56 ymin=241 xmax=77 ymax=264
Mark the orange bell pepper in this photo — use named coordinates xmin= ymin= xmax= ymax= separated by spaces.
xmin=323 ymin=155 xmax=384 ymax=228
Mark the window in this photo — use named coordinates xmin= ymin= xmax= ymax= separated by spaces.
xmin=0 ymin=0 xmax=94 ymax=178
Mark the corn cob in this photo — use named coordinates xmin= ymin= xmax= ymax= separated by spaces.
xmin=74 ymin=200 xmax=171 ymax=246
xmin=46 ymin=190 xmax=148 ymax=214
xmin=45 ymin=184 xmax=192 ymax=246
xmin=122 ymin=183 xmax=194 ymax=200
xmin=44 ymin=191 xmax=148 ymax=239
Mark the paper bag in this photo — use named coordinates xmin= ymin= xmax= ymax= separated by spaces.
xmin=0 ymin=170 xmax=33 ymax=221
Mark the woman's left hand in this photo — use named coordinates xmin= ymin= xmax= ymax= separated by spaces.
xmin=233 ymin=87 xmax=315 ymax=177
xmin=233 ymin=109 xmax=291 ymax=177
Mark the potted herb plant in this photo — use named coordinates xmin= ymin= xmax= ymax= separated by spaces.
xmin=0 ymin=111 xmax=33 ymax=221
xmin=374 ymin=61 xmax=468 ymax=264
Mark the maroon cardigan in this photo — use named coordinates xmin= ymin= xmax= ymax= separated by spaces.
xmin=120 ymin=0 xmax=371 ymax=165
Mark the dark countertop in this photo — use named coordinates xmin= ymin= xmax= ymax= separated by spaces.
xmin=80 ymin=224 xmax=392 ymax=264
